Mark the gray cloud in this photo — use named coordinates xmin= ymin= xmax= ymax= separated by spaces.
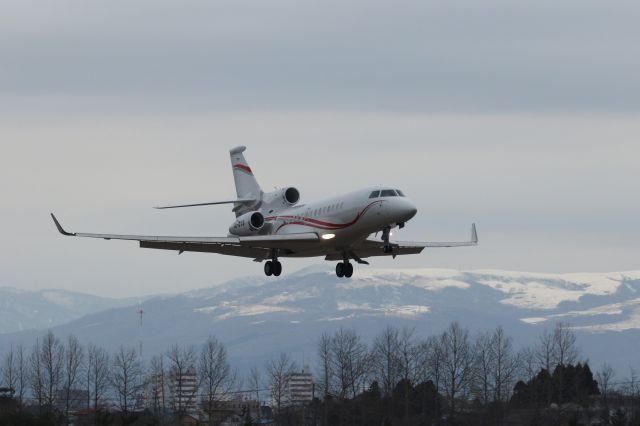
xmin=1 ymin=0 xmax=639 ymax=112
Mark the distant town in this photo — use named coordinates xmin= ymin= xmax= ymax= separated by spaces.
xmin=1 ymin=321 xmax=637 ymax=425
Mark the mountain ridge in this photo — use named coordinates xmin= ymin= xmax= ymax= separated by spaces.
xmin=1 ymin=268 xmax=639 ymax=372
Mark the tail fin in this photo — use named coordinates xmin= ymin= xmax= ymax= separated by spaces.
xmin=229 ymin=146 xmax=262 ymax=199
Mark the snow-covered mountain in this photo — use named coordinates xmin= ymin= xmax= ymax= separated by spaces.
xmin=0 ymin=287 xmax=141 ymax=333
xmin=1 ymin=268 xmax=639 ymax=372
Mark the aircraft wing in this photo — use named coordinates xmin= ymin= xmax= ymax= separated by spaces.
xmin=395 ymin=223 xmax=478 ymax=248
xmin=340 ymin=223 xmax=478 ymax=260
xmin=50 ymin=214 xmax=319 ymax=259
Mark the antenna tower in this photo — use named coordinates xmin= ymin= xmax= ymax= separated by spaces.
xmin=137 ymin=307 xmax=144 ymax=357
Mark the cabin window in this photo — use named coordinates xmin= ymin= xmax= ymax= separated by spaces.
xmin=369 ymin=190 xmax=380 ymax=198
xmin=381 ymin=189 xmax=397 ymax=197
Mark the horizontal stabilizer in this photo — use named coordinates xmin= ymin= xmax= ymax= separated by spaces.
xmin=154 ymin=198 xmax=256 ymax=209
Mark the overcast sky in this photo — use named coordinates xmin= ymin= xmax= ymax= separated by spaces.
xmin=1 ymin=0 xmax=639 ymax=297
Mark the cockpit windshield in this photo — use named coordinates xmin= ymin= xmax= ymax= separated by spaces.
xmin=370 ymin=189 xmax=406 ymax=198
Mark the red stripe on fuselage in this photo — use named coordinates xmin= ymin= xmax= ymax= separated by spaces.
xmin=267 ymin=200 xmax=383 ymax=232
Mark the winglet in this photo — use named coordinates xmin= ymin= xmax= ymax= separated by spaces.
xmin=50 ymin=213 xmax=75 ymax=236
xmin=471 ymin=223 xmax=478 ymax=244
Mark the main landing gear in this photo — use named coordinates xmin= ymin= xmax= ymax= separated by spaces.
xmin=264 ymin=250 xmax=282 ymax=277
xmin=264 ymin=260 xmax=282 ymax=276
xmin=335 ymin=262 xmax=353 ymax=278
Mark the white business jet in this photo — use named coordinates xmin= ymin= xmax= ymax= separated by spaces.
xmin=51 ymin=146 xmax=477 ymax=278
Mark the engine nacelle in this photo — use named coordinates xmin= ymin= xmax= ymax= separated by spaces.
xmin=281 ymin=187 xmax=300 ymax=206
xmin=229 ymin=211 xmax=265 ymax=236
xmin=261 ymin=186 xmax=301 ymax=211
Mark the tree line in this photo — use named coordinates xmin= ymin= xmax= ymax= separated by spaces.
xmin=1 ymin=322 xmax=639 ymax=425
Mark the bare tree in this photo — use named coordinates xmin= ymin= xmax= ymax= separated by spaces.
xmin=415 ymin=336 xmax=444 ymax=424
xmin=15 ymin=344 xmax=26 ymax=407
xmin=440 ymin=322 xmax=474 ymax=421
xmin=398 ymin=327 xmax=419 ymax=381
xmin=1 ymin=345 xmax=16 ymax=394
xmin=473 ymin=331 xmax=493 ymax=405
xmin=267 ymin=352 xmax=297 ymax=411
xmin=112 ymin=346 xmax=141 ymax=415
xmin=317 ymin=332 xmax=334 ymax=398
xmin=86 ymin=344 xmax=110 ymax=411
xmin=331 ymin=328 xmax=370 ymax=398
xmin=248 ymin=366 xmax=262 ymax=415
xmin=596 ymin=363 xmax=615 ymax=422
xmin=518 ymin=346 xmax=538 ymax=383
xmin=371 ymin=326 xmax=400 ymax=397
xmin=535 ymin=327 xmax=556 ymax=406
xmin=62 ymin=335 xmax=84 ymax=423
xmin=488 ymin=326 xmax=520 ymax=403
xmin=148 ymin=354 xmax=167 ymax=416
xmin=552 ymin=322 xmax=578 ymax=367
xmin=535 ymin=327 xmax=556 ymax=373
xmin=397 ymin=327 xmax=418 ymax=419
xmin=39 ymin=331 xmax=65 ymax=406
xmin=166 ymin=344 xmax=198 ymax=415
xmin=199 ymin=336 xmax=236 ymax=418
xmin=626 ymin=367 xmax=640 ymax=422
xmin=29 ymin=338 xmax=45 ymax=407
xmin=420 ymin=335 xmax=444 ymax=395
xmin=552 ymin=322 xmax=578 ymax=405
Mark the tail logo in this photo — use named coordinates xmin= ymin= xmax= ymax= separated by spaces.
xmin=233 ymin=164 xmax=253 ymax=175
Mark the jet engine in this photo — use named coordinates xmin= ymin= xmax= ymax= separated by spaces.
xmin=229 ymin=211 xmax=265 ymax=236
xmin=281 ymin=187 xmax=300 ymax=206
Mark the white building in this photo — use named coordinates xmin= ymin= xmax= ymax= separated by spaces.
xmin=283 ymin=366 xmax=314 ymax=406
xmin=169 ymin=370 xmax=198 ymax=414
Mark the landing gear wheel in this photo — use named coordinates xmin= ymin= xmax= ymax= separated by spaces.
xmin=344 ymin=262 xmax=353 ymax=278
xmin=335 ymin=263 xmax=345 ymax=278
xmin=264 ymin=261 xmax=273 ymax=276
xmin=335 ymin=262 xmax=353 ymax=278
xmin=273 ymin=261 xmax=282 ymax=277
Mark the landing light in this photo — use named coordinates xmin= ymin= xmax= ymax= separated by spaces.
xmin=322 ymin=233 xmax=336 ymax=240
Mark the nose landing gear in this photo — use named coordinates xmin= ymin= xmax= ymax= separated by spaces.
xmin=381 ymin=227 xmax=394 ymax=254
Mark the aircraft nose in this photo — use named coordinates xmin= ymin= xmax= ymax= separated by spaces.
xmin=406 ymin=201 xmax=418 ymax=220
xmin=396 ymin=198 xmax=417 ymax=222
xmin=408 ymin=204 xmax=417 ymax=218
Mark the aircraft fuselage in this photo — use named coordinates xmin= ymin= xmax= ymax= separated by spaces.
xmin=238 ymin=187 xmax=417 ymax=258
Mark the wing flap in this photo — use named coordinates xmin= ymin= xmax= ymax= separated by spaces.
xmin=140 ymin=241 xmax=269 ymax=258
xmin=51 ymin=214 xmax=319 ymax=254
